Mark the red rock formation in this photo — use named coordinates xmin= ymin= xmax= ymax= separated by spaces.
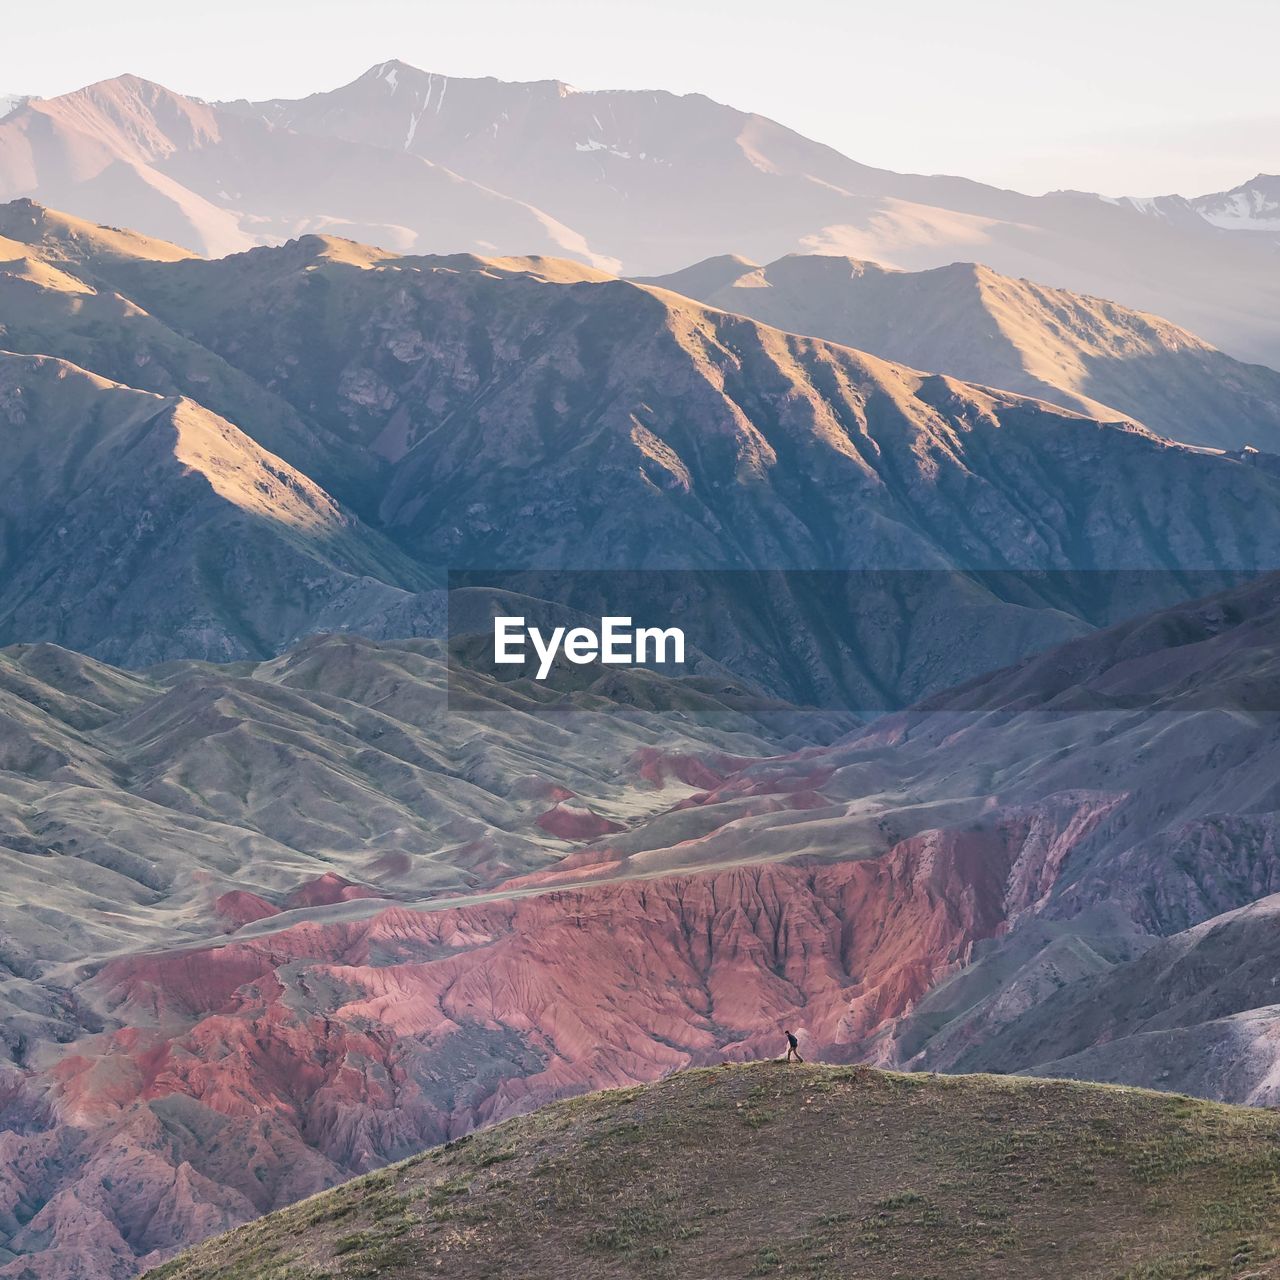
xmin=0 ymin=797 xmax=1107 ymax=1277
xmin=533 ymin=801 xmax=625 ymax=841
xmin=213 ymin=890 xmax=278 ymax=931
xmin=283 ymin=872 xmax=385 ymax=910
xmin=629 ymin=746 xmax=754 ymax=790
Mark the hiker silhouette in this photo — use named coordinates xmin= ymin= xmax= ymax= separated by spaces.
xmin=783 ymin=1029 xmax=804 ymax=1063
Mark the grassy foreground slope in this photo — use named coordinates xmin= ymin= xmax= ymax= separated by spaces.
xmin=147 ymin=1064 xmax=1280 ymax=1280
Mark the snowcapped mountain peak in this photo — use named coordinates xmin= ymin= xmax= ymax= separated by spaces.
xmin=1193 ymin=173 xmax=1280 ymax=231
xmin=1094 ymin=173 xmax=1280 ymax=238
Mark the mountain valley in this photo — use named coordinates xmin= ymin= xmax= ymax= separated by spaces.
xmin=2 ymin=574 xmax=1280 ymax=1275
xmin=1 ymin=45 xmax=1280 ymax=1280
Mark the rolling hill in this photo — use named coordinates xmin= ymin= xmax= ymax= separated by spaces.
xmin=145 ymin=1064 xmax=1280 ymax=1280
xmin=0 ymin=637 xmax=837 ymax=1280
xmin=0 ymin=633 xmax=806 ymax=1048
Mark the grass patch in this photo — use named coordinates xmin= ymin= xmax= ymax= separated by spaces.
xmin=143 ymin=1064 xmax=1280 ymax=1280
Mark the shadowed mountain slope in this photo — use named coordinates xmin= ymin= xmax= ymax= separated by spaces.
xmin=0 ymin=352 xmax=429 ymax=664
xmin=0 ymin=199 xmax=352 ymax=478
xmin=10 ymin=206 xmax=1280 ymax=691
xmin=940 ymin=893 xmax=1280 ymax=1104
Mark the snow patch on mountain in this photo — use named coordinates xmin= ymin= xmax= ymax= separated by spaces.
xmin=1194 ymin=177 xmax=1280 ymax=231
xmin=576 ymin=138 xmax=631 ymax=158
xmin=1100 ymin=194 xmax=1166 ymax=216
xmin=1098 ymin=175 xmax=1280 ymax=236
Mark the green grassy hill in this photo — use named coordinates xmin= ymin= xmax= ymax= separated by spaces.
xmin=146 ymin=1063 xmax=1280 ymax=1280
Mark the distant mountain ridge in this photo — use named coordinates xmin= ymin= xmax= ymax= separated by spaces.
xmin=0 ymin=65 xmax=1277 ymax=361
xmin=7 ymin=203 xmax=1280 ymax=694
xmin=223 ymin=61 xmax=1280 ymax=364
xmin=641 ymin=251 xmax=1280 ymax=450
xmin=0 ymin=74 xmax=597 ymax=261
xmin=1099 ymin=172 xmax=1280 ymax=236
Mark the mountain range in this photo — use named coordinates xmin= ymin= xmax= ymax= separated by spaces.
xmin=1104 ymin=172 xmax=1280 ymax=235
xmin=2 ymin=61 xmax=1280 ymax=1280
xmin=642 ymin=252 xmax=1280 ymax=451
xmin=1 ymin=65 xmax=1278 ymax=363
xmin=5 ymin=200 xmax=1280 ymax=703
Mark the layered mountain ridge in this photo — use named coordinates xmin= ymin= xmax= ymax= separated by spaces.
xmin=5 ymin=200 xmax=1280 ymax=702
xmin=642 ymin=251 xmax=1280 ymax=450
xmin=0 ymin=104 xmax=1279 ymax=1280
xmin=1 ymin=65 xmax=1277 ymax=361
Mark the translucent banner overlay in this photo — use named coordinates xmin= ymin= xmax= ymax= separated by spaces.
xmin=446 ymin=569 xmax=1279 ymax=717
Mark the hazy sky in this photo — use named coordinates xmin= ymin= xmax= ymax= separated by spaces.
xmin=1 ymin=0 xmax=1275 ymax=196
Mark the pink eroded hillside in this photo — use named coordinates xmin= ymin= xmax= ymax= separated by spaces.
xmin=6 ymin=572 xmax=1280 ymax=1278
xmin=0 ymin=794 xmax=1100 ymax=1278
xmin=283 ymin=872 xmax=388 ymax=910
xmin=533 ymin=801 xmax=626 ymax=841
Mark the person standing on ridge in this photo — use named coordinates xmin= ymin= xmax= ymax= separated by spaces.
xmin=783 ymin=1029 xmax=803 ymax=1063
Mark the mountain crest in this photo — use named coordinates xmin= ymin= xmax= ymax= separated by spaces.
xmin=33 ymin=72 xmax=224 ymax=158
xmin=0 ymin=197 xmax=195 ymax=268
xmin=355 ymin=58 xmax=574 ymax=95
xmin=642 ymin=249 xmax=1280 ymax=448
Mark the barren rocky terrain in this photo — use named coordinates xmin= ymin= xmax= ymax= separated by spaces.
xmin=643 ymin=252 xmax=1280 ymax=450
xmin=0 ymin=124 xmax=1278 ymax=1277
xmin=2 ymin=574 xmax=1280 ymax=1276
xmin=5 ymin=201 xmax=1280 ymax=701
